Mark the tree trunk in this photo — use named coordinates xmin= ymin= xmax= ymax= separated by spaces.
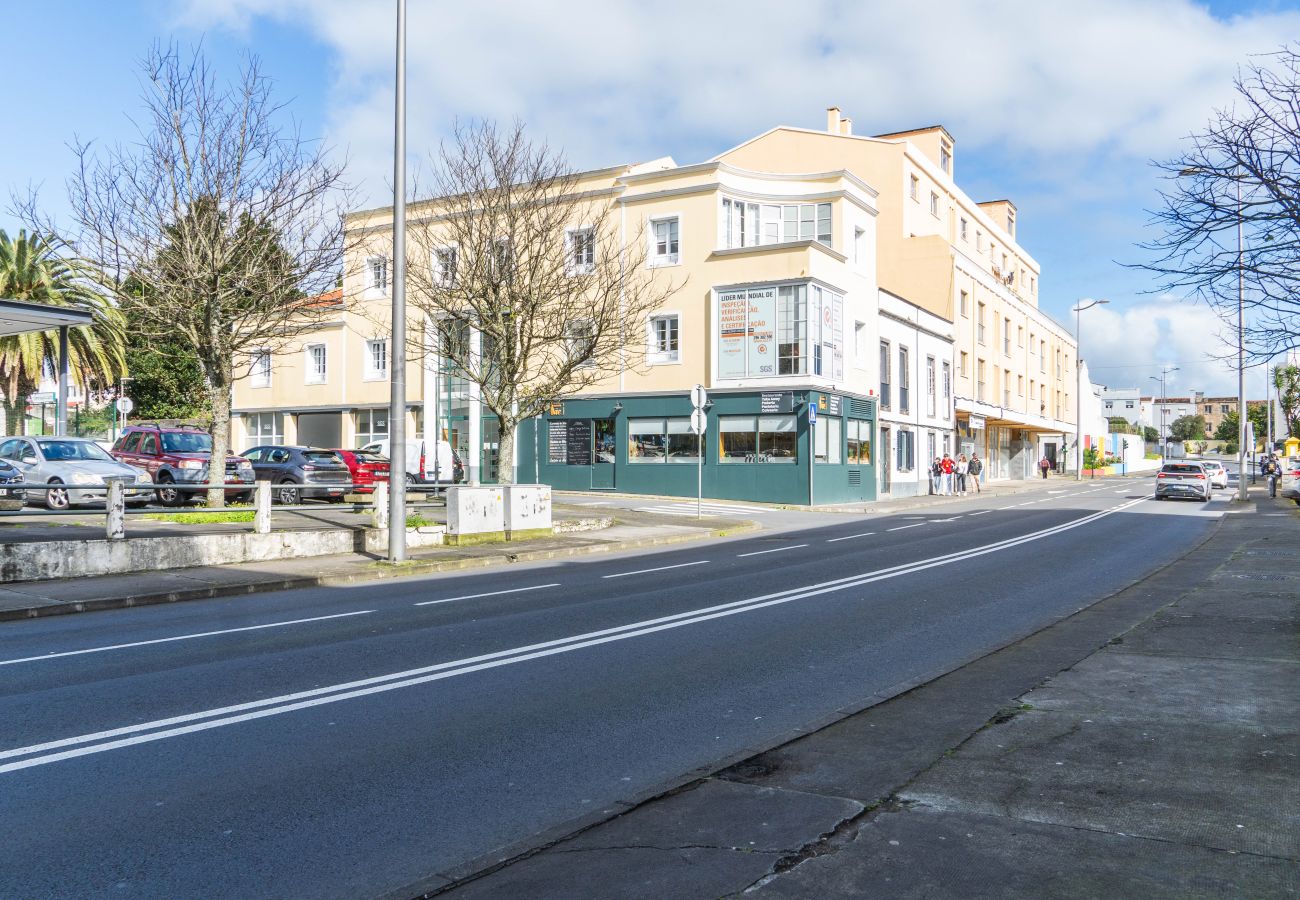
xmin=496 ymin=422 xmax=517 ymax=485
xmin=207 ymin=382 xmax=232 ymax=508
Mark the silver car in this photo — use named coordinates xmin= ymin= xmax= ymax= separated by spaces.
xmin=0 ymin=436 xmax=154 ymax=509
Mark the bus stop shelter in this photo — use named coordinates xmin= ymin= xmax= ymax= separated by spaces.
xmin=0 ymin=298 xmax=95 ymax=437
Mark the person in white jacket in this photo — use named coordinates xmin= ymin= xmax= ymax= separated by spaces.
xmin=955 ymin=454 xmax=969 ymax=496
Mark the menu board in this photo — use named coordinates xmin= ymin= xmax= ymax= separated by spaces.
xmin=747 ymin=287 xmax=777 ymax=377
xmin=566 ymin=419 xmax=592 ymax=466
xmin=718 ymin=290 xmax=748 ymax=379
xmin=548 ymin=420 xmax=568 ymax=464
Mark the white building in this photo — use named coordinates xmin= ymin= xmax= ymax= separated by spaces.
xmin=1142 ymin=392 xmax=1203 ymax=441
xmin=1099 ymin=387 xmax=1145 ymax=428
xmin=876 ymin=288 xmax=955 ymax=496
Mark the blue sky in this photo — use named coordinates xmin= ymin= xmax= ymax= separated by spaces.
xmin=6 ymin=0 xmax=1300 ymax=397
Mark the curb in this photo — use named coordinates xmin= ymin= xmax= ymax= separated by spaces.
xmin=0 ymin=520 xmax=761 ymax=623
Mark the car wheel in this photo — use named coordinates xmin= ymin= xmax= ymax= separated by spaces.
xmin=276 ymin=482 xmax=300 ymax=505
xmin=156 ymin=473 xmax=184 ymax=507
xmin=45 ymin=479 xmax=70 ymax=511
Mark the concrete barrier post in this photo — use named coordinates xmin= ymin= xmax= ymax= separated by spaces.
xmin=254 ymin=480 xmax=273 ymax=534
xmin=105 ymin=479 xmax=126 ymax=541
xmin=372 ymin=482 xmax=390 ymax=530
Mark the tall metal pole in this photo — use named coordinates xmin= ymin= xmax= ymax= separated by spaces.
xmin=1236 ymin=176 xmax=1248 ymax=502
xmin=387 ymin=0 xmax=408 ymax=561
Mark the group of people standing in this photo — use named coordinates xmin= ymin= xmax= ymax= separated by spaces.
xmin=930 ymin=452 xmax=982 ymax=496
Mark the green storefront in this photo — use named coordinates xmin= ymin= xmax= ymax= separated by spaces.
xmin=516 ymin=389 xmax=876 ymax=505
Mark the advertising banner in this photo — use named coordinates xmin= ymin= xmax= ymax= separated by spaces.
xmin=747 ymin=287 xmax=777 ymax=377
xmin=718 ymin=290 xmax=748 ymax=379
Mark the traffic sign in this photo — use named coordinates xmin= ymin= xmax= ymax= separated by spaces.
xmin=690 ymin=408 xmax=706 ymax=435
xmin=116 ymin=397 xmax=135 ymax=415
xmin=807 ymin=403 xmax=817 ymax=425
xmin=690 ymin=384 xmax=708 ymax=410
xmin=28 ymin=392 xmax=55 ymax=404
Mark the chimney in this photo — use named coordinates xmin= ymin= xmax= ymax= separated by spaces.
xmin=826 ymin=106 xmax=841 ymax=134
xmin=840 ymin=116 xmax=853 ymax=136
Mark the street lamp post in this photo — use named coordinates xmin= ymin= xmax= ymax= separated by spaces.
xmin=387 ymin=0 xmax=408 ymax=562
xmin=1150 ymin=366 xmax=1179 ymax=463
xmin=1072 ymin=299 xmax=1109 ymax=481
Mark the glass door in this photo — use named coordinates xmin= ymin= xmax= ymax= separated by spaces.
xmin=591 ymin=418 xmax=616 ymax=489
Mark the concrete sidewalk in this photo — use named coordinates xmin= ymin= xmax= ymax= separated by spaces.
xmin=432 ymin=495 xmax=1298 ymax=899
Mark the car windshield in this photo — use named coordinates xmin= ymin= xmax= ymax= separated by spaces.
xmin=37 ymin=440 xmax=114 ymax=462
xmin=160 ymin=432 xmax=212 ymax=453
xmin=304 ymin=451 xmax=342 ymax=464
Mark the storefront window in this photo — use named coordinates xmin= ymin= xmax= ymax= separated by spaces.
xmin=356 ymin=408 xmax=388 ymax=446
xmin=758 ymin=415 xmax=798 ymax=463
xmin=629 ymin=418 xmax=667 ymax=462
xmin=665 ymin=418 xmax=698 ymax=463
xmin=814 ymin=417 xmax=842 ymax=464
xmin=846 ymin=419 xmax=871 ymax=465
xmin=719 ymin=416 xmax=757 ymax=463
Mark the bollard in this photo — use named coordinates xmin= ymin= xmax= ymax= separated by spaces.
xmin=105 ymin=478 xmax=126 ymax=541
xmin=372 ymin=482 xmax=389 ymax=530
xmin=254 ymin=480 xmax=272 ymax=534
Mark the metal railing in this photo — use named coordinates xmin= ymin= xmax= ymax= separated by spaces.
xmin=0 ymin=479 xmax=452 ymax=540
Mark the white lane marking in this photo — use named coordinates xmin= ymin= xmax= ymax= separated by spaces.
xmin=827 ymin=532 xmax=875 ymax=543
xmin=930 ymin=516 xmax=962 ymax=522
xmin=602 ymin=560 xmax=710 ymax=580
xmin=636 ymin=507 xmax=708 ymax=517
xmin=736 ymin=543 xmax=809 ymax=558
xmin=414 ymin=583 xmax=561 ymax=606
xmin=0 ymin=498 xmax=1148 ymax=774
xmin=888 ymin=523 xmax=926 ymax=531
xmin=1048 ymin=490 xmax=1067 ymax=494
xmin=0 ymin=611 xmax=376 ymax=668
xmin=998 ymin=506 xmax=1018 ymax=510
xmin=967 ymin=510 xmax=991 ymax=517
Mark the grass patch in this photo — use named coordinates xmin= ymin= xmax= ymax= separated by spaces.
xmin=144 ymin=510 xmax=256 ymax=524
xmin=406 ymin=513 xmax=437 ymax=528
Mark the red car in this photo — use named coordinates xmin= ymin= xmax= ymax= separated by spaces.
xmin=332 ymin=449 xmax=390 ymax=493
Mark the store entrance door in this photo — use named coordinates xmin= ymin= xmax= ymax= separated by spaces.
xmin=591 ymin=418 xmax=616 ymax=489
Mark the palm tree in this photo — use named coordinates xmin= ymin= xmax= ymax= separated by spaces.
xmin=0 ymin=229 xmax=127 ymax=434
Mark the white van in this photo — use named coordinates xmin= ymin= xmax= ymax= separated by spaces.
xmin=359 ymin=439 xmax=463 ymax=486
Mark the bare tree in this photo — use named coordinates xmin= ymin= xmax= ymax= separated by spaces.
xmin=22 ymin=44 xmax=351 ymax=505
xmin=397 ymin=121 xmax=682 ymax=484
xmin=1141 ymin=45 xmax=1300 ymax=361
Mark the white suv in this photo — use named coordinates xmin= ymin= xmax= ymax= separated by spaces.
xmin=1200 ymin=460 xmax=1229 ymax=489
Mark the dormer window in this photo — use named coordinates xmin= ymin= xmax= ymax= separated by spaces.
xmin=940 ymin=143 xmax=952 ymax=174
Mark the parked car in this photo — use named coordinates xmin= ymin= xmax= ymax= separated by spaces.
xmin=111 ymin=424 xmax=256 ymax=506
xmin=1199 ymin=459 xmax=1229 ymax=489
xmin=0 ymin=457 xmax=23 ymax=510
xmin=359 ymin=438 xmax=463 ymax=486
xmin=1281 ymin=460 xmax=1300 ymax=505
xmin=332 ymin=449 xmax=390 ymax=493
xmin=241 ymin=446 xmax=351 ymax=504
xmin=0 ymin=436 xmax=154 ymax=510
xmin=1154 ymin=462 xmax=1212 ymax=501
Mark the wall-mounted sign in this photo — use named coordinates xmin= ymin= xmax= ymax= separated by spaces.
xmin=718 ymin=290 xmax=748 ymax=379
xmin=549 ymin=401 xmax=564 ymax=416
xmin=826 ymin=395 xmax=842 ymax=416
xmin=760 ymin=392 xmax=793 ymax=414
xmin=969 ymin=414 xmax=987 ymax=430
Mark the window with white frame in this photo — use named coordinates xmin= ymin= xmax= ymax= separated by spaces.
xmin=896 ymin=428 xmax=914 ymax=471
xmin=940 ymin=143 xmax=952 ymax=174
xmin=960 ymin=217 xmax=968 ymax=241
xmin=650 ymin=217 xmax=679 ymax=265
xmin=960 ymin=289 xmax=969 ymax=317
xmin=365 ymin=339 xmax=388 ymax=379
xmin=250 ymin=350 xmax=271 ymax=388
xmin=356 ymin=408 xmax=389 ymax=445
xmin=942 ymin=360 xmax=951 ymax=403
xmin=977 ymin=303 xmax=986 ymax=344
xmin=909 ymin=175 xmax=919 ymax=201
xmin=720 ymin=198 xmax=831 ymax=249
xmin=433 ymin=247 xmax=457 ymax=286
xmin=305 ymin=343 xmax=327 ymax=384
xmin=648 ymin=313 xmax=679 ymax=364
xmin=879 ymin=340 xmax=891 ymax=410
xmin=566 ymin=228 xmax=595 ymax=275
xmin=244 ymin=412 xmax=283 ymax=447
xmin=929 ymin=192 xmax=939 ymax=216
xmin=367 ymin=257 xmax=388 ymax=292
xmin=1007 ymin=211 xmax=1015 ymax=236
xmin=1003 ymin=317 xmax=1012 ymax=355
xmin=976 ymin=230 xmax=983 ymax=252
xmin=926 ymin=355 xmax=936 ymax=417
xmin=566 ymin=320 xmax=595 ymax=366
xmin=898 ymin=345 xmax=910 ymax=414
xmin=492 ymin=238 xmax=513 ymax=280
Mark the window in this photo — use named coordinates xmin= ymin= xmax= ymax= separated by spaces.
xmin=1003 ymin=317 xmax=1012 ymax=355
xmin=896 ymin=428 xmax=914 ymax=472
xmin=628 ymin=418 xmax=697 ymax=464
xmin=356 ymin=408 xmax=389 ymax=446
xmin=492 ymin=238 xmax=513 ymax=281
xmin=959 ymin=217 xmax=968 ymax=242
xmin=365 ymin=339 xmax=388 ymax=379
xmin=854 ymin=227 xmax=865 ymax=264
xmin=1017 ymin=325 xmax=1024 ymax=347
xmin=909 ymin=174 xmax=919 ymax=200
xmin=942 ymin=361 xmax=951 ymax=402
xmin=927 ymin=431 xmax=936 ymax=469
xmin=1007 ymin=211 xmax=1015 ymax=236
xmin=1018 ymin=374 xmax=1024 ymax=396
xmin=977 ymin=359 xmax=986 ymax=402
xmin=929 ymin=192 xmax=939 ymax=217
xmin=566 ymin=228 xmax=595 ymax=275
xmin=879 ymin=340 xmax=891 ymax=409
xmin=960 ymin=290 xmax=969 ymax=317
xmin=433 ymin=247 xmax=457 ymax=286
xmin=305 ymin=343 xmax=327 ymax=384
xmin=846 ymin=419 xmax=871 ymax=465
xmin=718 ymin=415 xmax=797 ymax=464
xmin=814 ymin=416 xmax=842 ymax=464
xmin=1004 ymin=368 xmax=1012 ymax=407
xmin=1221 ymin=403 xmax=1231 ymax=414
xmin=651 ymin=217 xmax=680 ymax=265
xmin=976 ymin=230 xmax=983 ymax=252
xmin=1030 ymin=275 xmax=1036 ymax=294
xmin=367 ymin=257 xmax=388 ymax=292
xmin=721 ymin=199 xmax=832 ymax=248
xmin=926 ymin=356 xmax=937 ymax=417
xmin=1040 ymin=340 xmax=1047 ymax=372
xmin=717 ymin=282 xmax=843 ymax=380
xmin=898 ymin=346 xmax=910 ymax=414
xmin=959 ymin=351 xmax=968 ymax=377
xmin=250 ymin=351 xmax=271 ymax=388
xmin=1204 ymin=404 xmax=1213 ymax=413
xmin=940 ymin=143 xmax=952 ymax=174
xmin=1002 ymin=252 xmax=1009 ymax=275
xmin=565 ymin=320 xmax=595 ymax=366
xmin=244 ymin=412 xmax=283 ymax=447
xmin=778 ymin=285 xmax=808 ymax=376
xmin=648 ymin=314 xmax=679 ymax=364
xmin=977 ymin=303 xmax=986 ymax=344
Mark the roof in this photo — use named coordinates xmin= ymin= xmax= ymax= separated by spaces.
xmin=0 ymin=298 xmax=94 ymax=337
xmin=871 ymin=125 xmax=956 ymax=143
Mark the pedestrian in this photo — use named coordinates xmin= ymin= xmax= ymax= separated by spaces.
xmin=1039 ymin=455 xmax=1051 ymax=479
xmin=930 ymin=457 xmax=942 ymax=495
xmin=968 ymin=453 xmax=982 ymax=492
xmin=941 ymin=452 xmax=955 ymax=495
xmin=955 ymin=454 xmax=969 ymax=495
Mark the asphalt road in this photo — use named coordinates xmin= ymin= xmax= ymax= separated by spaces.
xmin=0 ymin=475 xmax=1232 ymax=898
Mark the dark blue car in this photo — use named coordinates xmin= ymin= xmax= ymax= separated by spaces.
xmin=240 ymin=446 xmax=351 ymax=504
